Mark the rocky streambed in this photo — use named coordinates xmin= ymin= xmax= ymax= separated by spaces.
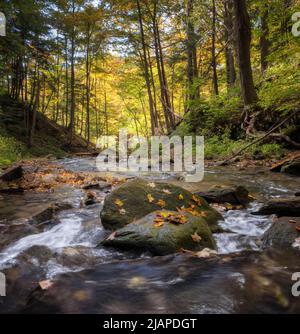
xmin=0 ymin=156 xmax=299 ymax=314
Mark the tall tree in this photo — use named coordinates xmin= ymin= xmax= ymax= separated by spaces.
xmin=233 ymin=0 xmax=257 ymax=106
xmin=224 ymin=0 xmax=236 ymax=90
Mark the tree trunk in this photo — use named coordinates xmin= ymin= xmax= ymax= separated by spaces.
xmin=211 ymin=0 xmax=219 ymax=95
xmin=224 ymin=0 xmax=236 ymax=90
xmin=260 ymin=4 xmax=269 ymax=74
xmin=69 ymin=0 xmax=76 ymax=145
xmin=233 ymin=0 xmax=258 ymax=106
xmin=136 ymin=0 xmax=157 ymax=135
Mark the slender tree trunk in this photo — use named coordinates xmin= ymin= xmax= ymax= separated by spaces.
xmin=260 ymin=4 xmax=269 ymax=74
xmin=224 ymin=0 xmax=236 ymax=90
xmin=69 ymin=0 xmax=76 ymax=144
xmin=233 ymin=0 xmax=258 ymax=106
xmin=212 ymin=0 xmax=219 ymax=95
xmin=136 ymin=0 xmax=157 ymax=135
xmin=64 ymin=35 xmax=69 ymax=128
xmin=85 ymin=23 xmax=91 ymax=145
xmin=28 ymin=64 xmax=40 ymax=148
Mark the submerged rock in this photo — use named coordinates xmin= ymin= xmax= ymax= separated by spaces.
xmin=102 ymin=210 xmax=216 ymax=255
xmin=20 ymin=251 xmax=300 ymax=314
xmin=100 ymin=179 xmax=223 ymax=233
xmin=253 ymin=197 xmax=300 ymax=217
xmin=262 ymin=217 xmax=300 ymax=252
xmin=195 ymin=185 xmax=251 ymax=206
xmin=0 ymin=221 xmax=39 ymax=251
xmin=17 ymin=245 xmax=54 ymax=265
xmin=0 ymin=165 xmax=23 ymax=182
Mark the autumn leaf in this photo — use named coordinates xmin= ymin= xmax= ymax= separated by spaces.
xmin=200 ymin=211 xmax=208 ymax=217
xmin=163 ymin=189 xmax=172 ymax=195
xmin=157 ymin=199 xmax=166 ymax=208
xmin=115 ymin=199 xmax=124 ymax=207
xmin=148 ymin=182 xmax=156 ymax=188
xmin=192 ymin=195 xmax=203 ymax=206
xmin=147 ymin=194 xmax=155 ymax=203
xmin=107 ymin=232 xmax=117 ymax=241
xmin=154 ymin=219 xmax=164 ymax=228
xmin=191 ymin=232 xmax=202 ymax=243
xmin=39 ymin=280 xmax=53 ymax=290
xmin=160 ymin=211 xmax=169 ymax=218
xmin=119 ymin=208 xmax=127 ymax=215
xmin=296 ymin=226 xmax=300 ymax=233
xmin=289 ymin=220 xmax=297 ymax=224
xmin=178 ymin=194 xmax=184 ymax=200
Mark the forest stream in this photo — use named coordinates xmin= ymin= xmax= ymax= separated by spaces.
xmin=0 ymin=157 xmax=300 ymax=314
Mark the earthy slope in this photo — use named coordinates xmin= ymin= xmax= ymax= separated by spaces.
xmin=0 ymin=96 xmax=97 ymax=167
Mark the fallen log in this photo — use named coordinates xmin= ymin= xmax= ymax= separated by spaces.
xmin=218 ymin=110 xmax=300 ymax=166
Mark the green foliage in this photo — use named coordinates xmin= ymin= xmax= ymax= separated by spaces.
xmin=0 ymin=124 xmax=30 ymax=167
xmin=187 ymin=95 xmax=243 ymax=138
xmin=204 ymin=135 xmax=285 ymax=160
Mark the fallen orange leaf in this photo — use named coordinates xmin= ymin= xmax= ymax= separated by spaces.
xmin=157 ymin=199 xmax=167 ymax=208
xmin=115 ymin=199 xmax=124 ymax=207
xmin=147 ymin=194 xmax=155 ymax=203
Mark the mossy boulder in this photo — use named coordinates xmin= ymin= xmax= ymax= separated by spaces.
xmin=101 ymin=210 xmax=217 ymax=255
xmin=100 ymin=179 xmax=223 ymax=232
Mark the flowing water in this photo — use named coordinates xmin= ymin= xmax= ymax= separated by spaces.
xmin=0 ymin=157 xmax=299 ymax=314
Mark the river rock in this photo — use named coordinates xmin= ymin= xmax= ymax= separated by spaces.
xmin=194 ymin=185 xmax=251 ymax=206
xmin=102 ymin=210 xmax=217 ymax=255
xmin=0 ymin=165 xmax=23 ymax=182
xmin=100 ymin=179 xmax=223 ymax=233
xmin=56 ymin=246 xmax=98 ymax=268
xmin=17 ymin=245 xmax=54 ymax=265
xmin=280 ymin=158 xmax=300 ymax=176
xmin=0 ymin=221 xmax=39 ymax=251
xmin=252 ymin=197 xmax=300 ymax=217
xmin=262 ymin=217 xmax=300 ymax=251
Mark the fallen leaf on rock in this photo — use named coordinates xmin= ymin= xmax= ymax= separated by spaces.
xmin=115 ymin=199 xmax=124 ymax=207
xmin=157 ymin=199 xmax=166 ymax=208
xmin=191 ymin=232 xmax=202 ymax=243
xmin=154 ymin=219 xmax=164 ymax=228
xmin=39 ymin=280 xmax=54 ymax=290
xmin=73 ymin=290 xmax=89 ymax=302
xmin=147 ymin=194 xmax=155 ymax=203
xmin=196 ymin=248 xmax=218 ymax=258
xmin=119 ymin=208 xmax=127 ymax=215
xmin=289 ymin=220 xmax=297 ymax=224
xmin=107 ymin=232 xmax=117 ymax=241
xmin=180 ymin=248 xmax=218 ymax=258
xmin=192 ymin=195 xmax=203 ymax=206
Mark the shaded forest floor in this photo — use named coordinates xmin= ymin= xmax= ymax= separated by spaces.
xmin=0 ymin=96 xmax=97 ymax=168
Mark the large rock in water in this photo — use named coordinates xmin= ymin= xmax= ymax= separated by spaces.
xmin=102 ymin=210 xmax=216 ymax=255
xmin=253 ymin=197 xmax=300 ymax=217
xmin=195 ymin=185 xmax=251 ymax=206
xmin=100 ymin=179 xmax=223 ymax=233
xmin=262 ymin=217 xmax=300 ymax=252
xmin=281 ymin=159 xmax=300 ymax=176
